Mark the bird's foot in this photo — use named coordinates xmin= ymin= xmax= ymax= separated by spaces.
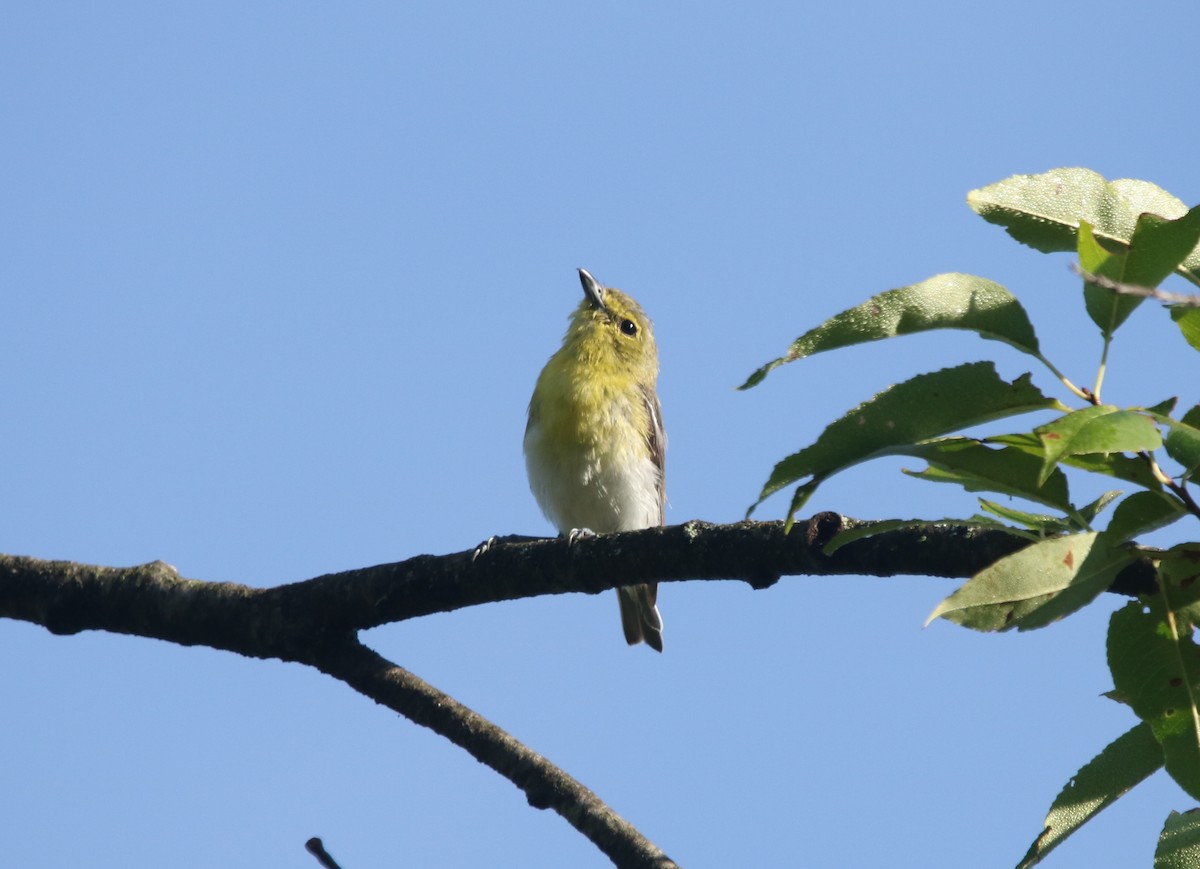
xmin=566 ymin=528 xmax=597 ymax=546
xmin=471 ymin=536 xmax=498 ymax=561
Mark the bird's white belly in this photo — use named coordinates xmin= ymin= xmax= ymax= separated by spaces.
xmin=524 ymin=422 xmax=660 ymax=534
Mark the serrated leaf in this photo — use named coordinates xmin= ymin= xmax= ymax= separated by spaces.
xmin=1171 ymin=308 xmax=1200 ymax=353
xmin=926 ymin=532 xmax=1131 ymax=631
xmin=1079 ymin=220 xmax=1142 ymax=336
xmin=740 ymin=273 xmax=1042 ymax=389
xmin=1017 ymin=722 xmax=1162 ymax=869
xmin=1108 ymin=557 xmax=1200 ymax=801
xmin=1037 ymin=407 xmax=1163 ymax=485
xmin=967 ymin=168 xmax=1200 ymax=285
xmin=1156 ymin=810 xmax=1200 ymax=869
xmin=750 ymin=362 xmax=1060 ymax=520
xmin=1107 ymin=491 xmax=1188 ymax=542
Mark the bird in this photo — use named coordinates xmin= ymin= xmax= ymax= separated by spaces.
xmin=524 ymin=268 xmax=666 ymax=651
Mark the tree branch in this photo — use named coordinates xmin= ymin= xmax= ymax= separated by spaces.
xmin=0 ymin=517 xmax=1154 ymax=643
xmin=284 ymin=516 xmax=1154 ymax=631
xmin=0 ymin=514 xmax=1157 ymax=867
xmin=314 ymin=639 xmax=677 ymax=868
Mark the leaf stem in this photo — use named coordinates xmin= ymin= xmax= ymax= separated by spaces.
xmin=1139 ymin=451 xmax=1200 ymax=520
xmin=1035 ymin=352 xmax=1090 ymax=402
xmin=1093 ymin=336 xmax=1112 ymax=405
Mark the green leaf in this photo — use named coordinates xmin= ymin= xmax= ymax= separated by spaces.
xmin=819 ymin=518 xmax=1022 ymax=555
xmin=819 ymin=518 xmax=925 ymax=553
xmin=1077 ymin=490 xmax=1124 ymax=525
xmin=1079 ymin=220 xmax=1142 ymax=336
xmin=1171 ymin=307 xmax=1200 ymax=353
xmin=1037 ymin=407 xmax=1163 ymax=485
xmin=899 ymin=437 xmax=1073 ymax=512
xmin=1017 ymin=722 xmax=1162 ymax=869
xmin=986 ymin=432 xmax=1163 ymax=490
xmin=1149 ymin=397 xmax=1181 ymax=417
xmin=1075 ymin=208 xmax=1200 ymax=338
xmin=783 ymin=480 xmax=820 ymax=529
xmin=967 ymin=168 xmax=1200 ymax=286
xmin=965 ymin=516 xmax=1043 ymax=540
xmin=1036 ymin=406 xmax=1120 ymax=478
xmin=1108 ymin=555 xmax=1200 ymax=801
xmin=739 ymin=273 xmax=1042 ymax=389
xmin=1107 ymin=491 xmax=1188 ymax=542
xmin=974 ymin=498 xmax=1070 ymax=535
xmin=750 ymin=362 xmax=1060 ymax=520
xmin=1126 ymin=205 xmax=1200 ymax=289
xmin=1077 ymin=220 xmax=1126 ymax=275
xmin=926 ymin=531 xmax=1131 ymax=631
xmin=1165 ymin=417 xmax=1200 ymax=478
xmin=1156 ymin=810 xmax=1200 ymax=869
xmin=1061 ymin=451 xmax=1164 ymax=491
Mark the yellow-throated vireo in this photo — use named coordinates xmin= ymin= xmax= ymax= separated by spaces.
xmin=524 ymin=268 xmax=666 ymax=652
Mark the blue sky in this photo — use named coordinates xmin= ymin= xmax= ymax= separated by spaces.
xmin=4 ymin=2 xmax=1199 ymax=867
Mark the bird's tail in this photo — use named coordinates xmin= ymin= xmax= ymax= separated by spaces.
xmin=618 ymin=583 xmax=663 ymax=652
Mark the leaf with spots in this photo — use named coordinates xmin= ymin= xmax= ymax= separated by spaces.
xmin=1035 ymin=406 xmax=1163 ymax=486
xmin=1017 ymin=722 xmax=1162 ymax=869
xmin=926 ymin=531 xmax=1133 ymax=632
xmin=1108 ymin=551 xmax=1200 ymax=801
xmin=967 ymin=167 xmax=1200 ymax=287
xmin=1155 ymin=809 xmax=1200 ymax=869
xmin=739 ymin=273 xmax=1043 ymax=389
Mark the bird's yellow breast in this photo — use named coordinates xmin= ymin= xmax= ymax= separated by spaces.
xmin=524 ymin=353 xmax=659 ymax=533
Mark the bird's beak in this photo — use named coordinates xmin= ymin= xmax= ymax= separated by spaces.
xmin=578 ymin=268 xmax=607 ymax=310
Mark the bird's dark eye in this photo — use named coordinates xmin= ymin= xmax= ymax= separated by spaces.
xmin=620 ymin=319 xmax=638 ymax=336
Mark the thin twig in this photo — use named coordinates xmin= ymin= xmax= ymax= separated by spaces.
xmin=1072 ymin=263 xmax=1200 ymax=306
xmin=314 ymin=641 xmax=679 ymax=869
